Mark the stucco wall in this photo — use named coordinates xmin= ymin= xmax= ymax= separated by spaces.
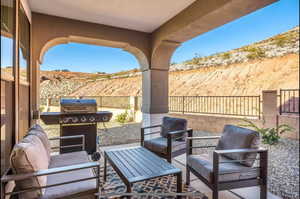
xmin=278 ymin=114 xmax=300 ymax=139
xmin=169 ymin=113 xmax=262 ymax=134
xmin=169 ymin=113 xmax=299 ymax=139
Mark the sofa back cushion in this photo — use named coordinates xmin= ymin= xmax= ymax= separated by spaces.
xmin=10 ymin=134 xmax=49 ymax=199
xmin=216 ymin=125 xmax=260 ymax=167
xmin=28 ymin=124 xmax=51 ymax=161
xmin=161 ymin=117 xmax=187 ymax=140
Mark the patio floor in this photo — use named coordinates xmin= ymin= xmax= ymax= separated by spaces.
xmin=101 ymin=143 xmax=281 ymax=199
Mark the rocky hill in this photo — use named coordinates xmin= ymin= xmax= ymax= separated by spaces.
xmin=70 ymin=53 xmax=299 ymax=96
xmin=40 ymin=26 xmax=299 ymax=98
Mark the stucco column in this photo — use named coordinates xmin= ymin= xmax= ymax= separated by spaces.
xmin=142 ymin=69 xmax=169 ymax=127
xmin=262 ymin=90 xmax=278 ymax=128
xmin=141 ymin=40 xmax=180 ymax=128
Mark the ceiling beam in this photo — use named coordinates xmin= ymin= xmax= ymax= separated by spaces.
xmin=152 ymin=0 xmax=278 ymax=49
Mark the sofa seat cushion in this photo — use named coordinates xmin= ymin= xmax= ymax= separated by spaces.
xmin=10 ymin=135 xmax=49 ymax=199
xmin=144 ymin=137 xmax=186 ymax=155
xmin=187 ymin=154 xmax=259 ymax=183
xmin=49 ymin=151 xmax=90 ymax=168
xmin=216 ymin=125 xmax=260 ymax=167
xmin=42 ymin=151 xmax=97 ymax=199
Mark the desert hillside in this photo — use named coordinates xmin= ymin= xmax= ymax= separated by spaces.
xmin=38 ymin=26 xmax=299 ymax=98
xmin=70 ymin=54 xmax=299 ymax=96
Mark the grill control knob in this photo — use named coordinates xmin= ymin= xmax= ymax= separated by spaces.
xmin=81 ymin=116 xmax=87 ymax=122
xmin=89 ymin=116 xmax=95 ymax=122
xmin=72 ymin=117 xmax=79 ymax=123
xmin=102 ymin=115 xmax=109 ymax=122
xmin=62 ymin=117 xmax=69 ymax=123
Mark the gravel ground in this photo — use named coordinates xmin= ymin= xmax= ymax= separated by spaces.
xmin=262 ymin=139 xmax=299 ymax=199
xmin=41 ymin=122 xmax=299 ymax=199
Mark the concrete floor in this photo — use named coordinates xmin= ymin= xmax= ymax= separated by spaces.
xmin=101 ymin=143 xmax=281 ymax=199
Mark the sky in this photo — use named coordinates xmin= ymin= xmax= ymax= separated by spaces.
xmin=37 ymin=0 xmax=299 ymax=73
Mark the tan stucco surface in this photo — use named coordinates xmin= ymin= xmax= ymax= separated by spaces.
xmin=31 ymin=0 xmax=278 ymax=114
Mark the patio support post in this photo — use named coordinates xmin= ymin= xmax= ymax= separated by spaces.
xmin=142 ymin=69 xmax=169 ymax=128
xmin=142 ymin=40 xmax=180 ymax=129
xmin=262 ymin=90 xmax=278 ymax=128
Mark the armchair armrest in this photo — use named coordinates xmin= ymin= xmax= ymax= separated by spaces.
xmin=141 ymin=125 xmax=162 ymax=130
xmin=1 ymin=162 xmax=100 ymax=197
xmin=49 ymin=135 xmax=85 ymax=151
xmin=141 ymin=125 xmax=162 ymax=146
xmin=186 ymin=136 xmax=221 ymax=155
xmin=167 ymin=128 xmax=193 ymax=139
xmin=214 ymin=148 xmax=267 ymax=155
xmin=186 ymin=136 xmax=221 ymax=140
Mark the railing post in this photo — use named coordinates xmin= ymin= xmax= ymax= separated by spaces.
xmin=182 ymin=96 xmax=185 ymax=114
xmin=262 ymin=90 xmax=278 ymax=128
xmin=279 ymin=89 xmax=282 ymax=115
xmin=259 ymin=95 xmax=261 ymax=119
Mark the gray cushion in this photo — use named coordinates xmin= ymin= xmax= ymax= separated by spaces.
xmin=187 ymin=154 xmax=259 ymax=183
xmin=49 ymin=151 xmax=90 ymax=168
xmin=42 ymin=151 xmax=97 ymax=199
xmin=28 ymin=126 xmax=51 ymax=162
xmin=161 ymin=117 xmax=187 ymax=140
xmin=144 ymin=137 xmax=186 ymax=155
xmin=29 ymin=124 xmax=44 ymax=132
xmin=216 ymin=125 xmax=260 ymax=167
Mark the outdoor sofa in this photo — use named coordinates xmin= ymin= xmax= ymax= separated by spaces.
xmin=1 ymin=124 xmax=100 ymax=199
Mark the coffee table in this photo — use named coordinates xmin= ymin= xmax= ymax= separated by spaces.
xmin=103 ymin=146 xmax=182 ymax=196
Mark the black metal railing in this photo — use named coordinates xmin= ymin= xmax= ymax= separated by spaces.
xmin=169 ymin=96 xmax=261 ymax=118
xmin=41 ymin=96 xmax=131 ymax=109
xmin=40 ymin=95 xmax=261 ymax=118
xmin=279 ymin=89 xmax=299 ymax=115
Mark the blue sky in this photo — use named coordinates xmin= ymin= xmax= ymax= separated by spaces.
xmin=38 ymin=0 xmax=298 ymax=73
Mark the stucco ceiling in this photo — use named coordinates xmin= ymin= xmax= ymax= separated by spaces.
xmin=28 ymin=0 xmax=196 ymax=33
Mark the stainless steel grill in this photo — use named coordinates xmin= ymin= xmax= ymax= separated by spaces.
xmin=40 ymin=98 xmax=112 ymax=156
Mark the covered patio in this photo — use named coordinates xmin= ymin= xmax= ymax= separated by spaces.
xmin=1 ymin=0 xmax=282 ymax=198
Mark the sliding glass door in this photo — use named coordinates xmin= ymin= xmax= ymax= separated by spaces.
xmin=1 ymin=0 xmax=15 ymax=175
xmin=18 ymin=3 xmax=30 ymax=139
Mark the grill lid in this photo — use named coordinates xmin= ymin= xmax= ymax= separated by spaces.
xmin=60 ymin=99 xmax=96 ymax=106
xmin=60 ymin=99 xmax=97 ymax=113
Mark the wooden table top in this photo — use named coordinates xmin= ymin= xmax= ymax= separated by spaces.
xmin=104 ymin=146 xmax=181 ymax=183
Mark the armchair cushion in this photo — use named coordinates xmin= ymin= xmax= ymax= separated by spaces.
xmin=10 ymin=135 xmax=49 ymax=199
xmin=187 ymin=154 xmax=259 ymax=183
xmin=28 ymin=124 xmax=51 ymax=161
xmin=216 ymin=125 xmax=260 ymax=167
xmin=42 ymin=151 xmax=97 ymax=199
xmin=161 ymin=117 xmax=187 ymax=140
xmin=144 ymin=137 xmax=186 ymax=155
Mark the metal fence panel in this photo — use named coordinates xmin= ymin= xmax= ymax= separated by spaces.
xmin=279 ymin=89 xmax=299 ymax=115
xmin=169 ymin=95 xmax=261 ymax=118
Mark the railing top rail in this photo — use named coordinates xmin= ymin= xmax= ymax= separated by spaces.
xmin=169 ymin=95 xmax=260 ymax=97
xmin=280 ymin=89 xmax=300 ymax=91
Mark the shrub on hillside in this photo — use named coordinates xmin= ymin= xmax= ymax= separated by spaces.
xmin=244 ymin=47 xmax=266 ymax=60
xmin=273 ymin=35 xmax=291 ymax=47
xmin=221 ymin=52 xmax=231 ymax=59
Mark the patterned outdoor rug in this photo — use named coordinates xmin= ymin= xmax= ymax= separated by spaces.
xmin=98 ymin=166 xmax=208 ymax=199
